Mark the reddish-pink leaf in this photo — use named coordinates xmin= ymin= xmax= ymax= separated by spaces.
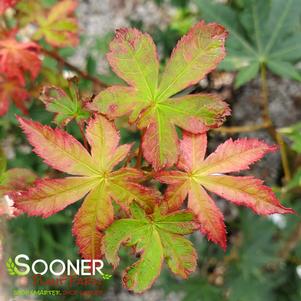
xmin=0 ymin=76 xmax=29 ymax=115
xmin=109 ymin=168 xmax=160 ymax=213
xmin=157 ymin=21 xmax=227 ymax=101
xmin=188 ymin=182 xmax=226 ymax=250
xmin=14 ymin=177 xmax=97 ymax=218
xmin=163 ymin=182 xmax=189 ymax=212
xmin=17 ymin=116 xmax=98 ymax=176
xmin=72 ymin=185 xmax=114 ymax=259
xmin=142 ymin=119 xmax=179 ymax=171
xmin=0 ymin=37 xmax=41 ymax=85
xmin=198 ymin=175 xmax=295 ymax=215
xmin=178 ymin=132 xmax=207 ymax=172
xmin=0 ymin=0 xmax=18 ymax=14
xmin=156 ymin=132 xmax=294 ymax=249
xmin=91 ymin=86 xmax=148 ymax=123
xmin=107 ymin=28 xmax=159 ymax=100
xmin=198 ymin=138 xmax=278 ymax=175
xmin=93 ymin=21 xmax=229 ymax=170
xmin=16 ymin=115 xmax=159 ymax=259
xmin=85 ymin=113 xmax=131 ymax=171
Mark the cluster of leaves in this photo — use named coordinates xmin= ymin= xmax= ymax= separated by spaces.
xmin=7 ymin=20 xmax=295 ymax=293
xmin=0 ymin=0 xmax=79 ymax=115
xmin=196 ymin=0 xmax=301 ymax=87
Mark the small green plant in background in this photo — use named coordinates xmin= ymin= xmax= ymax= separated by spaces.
xmin=197 ymin=0 xmax=301 ymax=87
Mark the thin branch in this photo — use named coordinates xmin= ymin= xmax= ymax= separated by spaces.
xmin=260 ymin=64 xmax=291 ymax=182
xmin=275 ymin=131 xmax=292 ymax=182
xmin=215 ymin=64 xmax=291 ymax=183
xmin=41 ymin=48 xmax=107 ymax=89
xmin=214 ymin=122 xmax=271 ymax=134
xmin=260 ymin=63 xmax=271 ymax=123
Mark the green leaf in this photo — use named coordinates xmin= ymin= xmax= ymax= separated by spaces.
xmin=86 ymin=55 xmax=97 ymax=76
xmin=235 ymin=61 xmax=260 ymax=88
xmin=286 ymin=168 xmax=301 ymax=190
xmin=40 ymin=80 xmax=90 ymax=126
xmin=279 ymin=122 xmax=301 ymax=153
xmin=103 ymin=203 xmax=197 ymax=293
xmin=269 ymin=33 xmax=301 ymax=61
xmin=93 ymin=22 xmax=230 ymax=170
xmin=107 ymin=28 xmax=159 ymax=101
xmin=267 ymin=60 xmax=301 ymax=81
xmin=197 ymin=0 xmax=301 ymax=84
xmin=16 ymin=115 xmax=159 ymax=260
xmin=33 ymin=0 xmax=79 ymax=47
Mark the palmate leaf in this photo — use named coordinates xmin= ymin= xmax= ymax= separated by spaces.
xmin=33 ymin=0 xmax=79 ymax=47
xmin=197 ymin=0 xmax=301 ymax=86
xmin=40 ymin=82 xmax=90 ymax=126
xmin=103 ymin=202 xmax=198 ymax=293
xmin=13 ymin=115 xmax=160 ymax=259
xmin=0 ymin=36 xmax=41 ymax=86
xmin=156 ymin=133 xmax=295 ymax=250
xmin=91 ymin=21 xmax=230 ymax=170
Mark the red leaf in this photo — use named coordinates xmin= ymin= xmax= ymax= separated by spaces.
xmin=156 ymin=132 xmax=294 ymax=249
xmin=17 ymin=116 xmax=98 ymax=176
xmin=15 ymin=115 xmax=159 ymax=259
xmin=0 ymin=0 xmax=19 ymax=14
xmin=93 ymin=21 xmax=229 ymax=170
xmin=199 ymin=175 xmax=295 ymax=215
xmin=0 ymin=76 xmax=29 ymax=115
xmin=188 ymin=183 xmax=226 ymax=250
xmin=0 ymin=37 xmax=41 ymax=85
xmin=198 ymin=138 xmax=278 ymax=174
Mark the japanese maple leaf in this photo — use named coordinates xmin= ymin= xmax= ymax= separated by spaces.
xmin=33 ymin=0 xmax=79 ymax=47
xmin=91 ymin=21 xmax=230 ymax=170
xmin=0 ymin=0 xmax=19 ymax=14
xmin=40 ymin=84 xmax=90 ymax=126
xmin=103 ymin=202 xmax=197 ymax=293
xmin=156 ymin=133 xmax=295 ymax=250
xmin=0 ymin=37 xmax=41 ymax=85
xmin=0 ymin=76 xmax=29 ymax=115
xmin=14 ymin=115 xmax=160 ymax=259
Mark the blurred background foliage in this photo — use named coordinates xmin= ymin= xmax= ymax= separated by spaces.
xmin=1 ymin=0 xmax=301 ymax=300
